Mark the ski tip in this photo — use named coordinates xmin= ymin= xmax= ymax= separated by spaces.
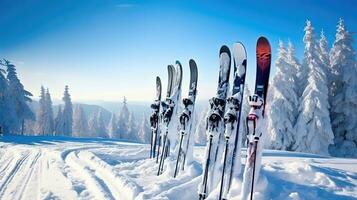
xmin=189 ymin=59 xmax=197 ymax=68
xmin=232 ymin=42 xmax=247 ymax=56
xmin=257 ymin=36 xmax=271 ymax=61
xmin=219 ymin=45 xmax=231 ymax=57
xmin=167 ymin=64 xmax=174 ymax=71
xmin=257 ymin=37 xmax=271 ymax=48
xmin=156 ymin=76 xmax=161 ymax=82
xmin=175 ymin=60 xmax=182 ymax=67
xmin=233 ymin=41 xmax=245 ymax=47
xmin=189 ymin=59 xmax=196 ymax=65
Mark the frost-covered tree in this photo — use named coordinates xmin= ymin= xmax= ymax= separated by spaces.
xmin=127 ymin=111 xmax=138 ymax=141
xmin=138 ymin=113 xmax=151 ymax=143
xmin=107 ymin=112 xmax=117 ymax=138
xmin=96 ymin=111 xmax=107 ymax=138
xmin=73 ymin=105 xmax=88 ymax=137
xmin=88 ymin=114 xmax=96 ymax=137
xmin=0 ymin=63 xmax=14 ymax=134
xmin=267 ymin=41 xmax=298 ymax=150
xmin=298 ymin=23 xmax=316 ymax=96
xmin=117 ymin=97 xmax=130 ymax=139
xmin=61 ymin=85 xmax=73 ymax=136
xmin=329 ymin=19 xmax=357 ymax=157
xmin=24 ymin=118 xmax=36 ymax=135
xmin=43 ymin=88 xmax=54 ymax=135
xmin=287 ymin=41 xmax=303 ymax=98
xmin=294 ymin=20 xmax=333 ymax=155
xmin=54 ymin=105 xmax=63 ymax=135
xmin=3 ymin=60 xmax=34 ymax=134
xmin=36 ymin=86 xmax=47 ymax=135
xmin=319 ymin=30 xmax=330 ymax=76
xmin=88 ymin=111 xmax=107 ymax=138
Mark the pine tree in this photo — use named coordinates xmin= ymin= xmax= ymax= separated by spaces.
xmin=117 ymin=96 xmax=130 ymax=139
xmin=36 ymin=86 xmax=46 ymax=135
xmin=3 ymin=60 xmax=34 ymax=134
xmin=267 ymin=41 xmax=298 ymax=150
xmin=62 ymin=85 xmax=73 ymax=136
xmin=319 ymin=30 xmax=330 ymax=76
xmin=127 ymin=111 xmax=138 ymax=141
xmin=73 ymin=105 xmax=88 ymax=137
xmin=107 ymin=112 xmax=117 ymax=138
xmin=43 ymin=88 xmax=54 ymax=135
xmin=88 ymin=114 xmax=97 ymax=137
xmin=329 ymin=19 xmax=357 ymax=157
xmin=88 ymin=110 xmax=108 ymax=138
xmin=138 ymin=113 xmax=151 ymax=143
xmin=96 ymin=111 xmax=107 ymax=138
xmin=294 ymin=20 xmax=334 ymax=155
xmin=287 ymin=41 xmax=303 ymax=99
xmin=54 ymin=105 xmax=63 ymax=135
xmin=0 ymin=62 xmax=14 ymax=134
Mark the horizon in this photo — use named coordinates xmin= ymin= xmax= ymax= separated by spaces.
xmin=1 ymin=0 xmax=356 ymax=102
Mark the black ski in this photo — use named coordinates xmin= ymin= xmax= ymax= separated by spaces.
xmin=199 ymin=45 xmax=231 ymax=199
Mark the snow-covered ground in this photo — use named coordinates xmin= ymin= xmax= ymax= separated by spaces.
xmin=0 ymin=135 xmax=356 ymax=200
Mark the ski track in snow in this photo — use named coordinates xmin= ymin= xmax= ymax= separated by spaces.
xmin=0 ymin=135 xmax=357 ymax=200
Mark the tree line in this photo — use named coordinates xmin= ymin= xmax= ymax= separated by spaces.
xmin=267 ymin=19 xmax=357 ymax=157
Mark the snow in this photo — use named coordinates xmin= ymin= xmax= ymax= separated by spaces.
xmin=1 ymin=135 xmax=356 ymax=200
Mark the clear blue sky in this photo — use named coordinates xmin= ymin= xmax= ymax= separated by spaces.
xmin=0 ymin=0 xmax=356 ymax=103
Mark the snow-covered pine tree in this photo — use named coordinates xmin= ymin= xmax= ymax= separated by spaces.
xmin=36 ymin=86 xmax=46 ymax=135
xmin=54 ymin=105 xmax=63 ymax=135
xmin=88 ymin=111 xmax=107 ymax=138
xmin=127 ymin=111 xmax=138 ymax=141
xmin=24 ymin=117 xmax=36 ymax=135
xmin=62 ymin=85 xmax=73 ymax=136
xmin=0 ymin=62 xmax=14 ymax=134
xmin=329 ymin=19 xmax=357 ymax=157
xmin=107 ymin=112 xmax=117 ymax=138
xmin=294 ymin=20 xmax=334 ymax=155
xmin=287 ymin=41 xmax=303 ymax=99
xmin=117 ymin=96 xmax=130 ymax=139
xmin=43 ymin=88 xmax=54 ymax=135
xmin=267 ymin=41 xmax=298 ymax=150
xmin=73 ymin=105 xmax=88 ymax=137
xmin=138 ymin=113 xmax=151 ymax=143
xmin=298 ymin=23 xmax=316 ymax=96
xmin=95 ymin=111 xmax=107 ymax=138
xmin=4 ymin=60 xmax=34 ymax=134
xmin=319 ymin=30 xmax=330 ymax=76
xmin=88 ymin=114 xmax=97 ymax=137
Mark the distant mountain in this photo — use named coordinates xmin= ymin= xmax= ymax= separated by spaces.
xmin=28 ymin=100 xmax=151 ymax=125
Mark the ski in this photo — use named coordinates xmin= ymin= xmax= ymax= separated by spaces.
xmin=241 ymin=37 xmax=271 ymax=200
xmin=199 ymin=46 xmax=231 ymax=199
xmin=219 ymin=42 xmax=247 ymax=200
xmin=158 ymin=61 xmax=183 ymax=176
xmin=157 ymin=65 xmax=175 ymax=163
xmin=174 ymin=59 xmax=198 ymax=178
xmin=150 ymin=76 xmax=162 ymax=158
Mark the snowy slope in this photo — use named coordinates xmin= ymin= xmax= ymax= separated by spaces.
xmin=0 ymin=135 xmax=356 ymax=200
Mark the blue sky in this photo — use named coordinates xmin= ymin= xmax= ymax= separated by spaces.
xmin=0 ymin=0 xmax=356 ymax=103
